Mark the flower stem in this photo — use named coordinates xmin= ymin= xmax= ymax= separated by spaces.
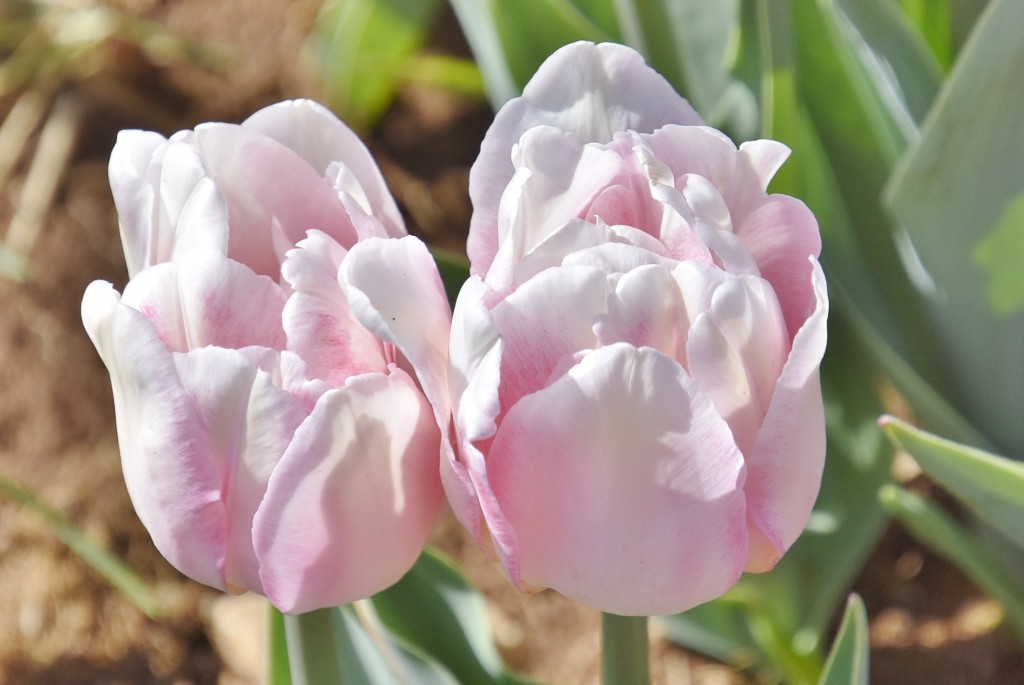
xmin=601 ymin=612 xmax=650 ymax=685
xmin=282 ymin=608 xmax=344 ymax=685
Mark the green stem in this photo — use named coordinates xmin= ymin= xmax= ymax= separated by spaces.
xmin=282 ymin=608 xmax=345 ymax=685
xmin=601 ymin=613 xmax=650 ymax=685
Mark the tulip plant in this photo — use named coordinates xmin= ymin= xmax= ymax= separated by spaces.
xmin=81 ymin=0 xmax=1024 ymax=683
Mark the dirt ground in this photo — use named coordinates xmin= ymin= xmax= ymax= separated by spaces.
xmin=1 ymin=2 xmax=1022 ymax=684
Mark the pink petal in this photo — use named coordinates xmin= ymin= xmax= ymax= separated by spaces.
xmin=735 ymin=195 xmax=822 ymax=338
xmin=743 ymin=260 xmax=828 ymax=571
xmin=486 ymin=344 xmax=747 ymax=616
xmin=488 ymin=265 xmax=606 ymax=414
xmin=446 ymin=276 xmax=503 ymax=540
xmin=120 ymin=253 xmax=287 ymax=353
xmin=281 ymin=231 xmax=387 ymax=386
xmin=485 ymin=126 xmax=628 ymax=285
xmin=242 ymin=99 xmax=405 ymax=239
xmin=191 ymin=122 xmax=357 ymax=277
xmin=469 ymin=41 xmax=703 ymax=275
xmin=340 ymin=236 xmax=452 ymax=429
xmin=254 ymin=369 xmax=444 ymax=613
xmin=593 ymin=264 xmax=687 ymax=362
xmin=685 ymin=272 xmax=790 ymax=456
xmin=82 ymin=281 xmax=226 ymax=590
xmin=108 ymin=130 xmax=167 ymax=276
xmin=171 ymin=347 xmax=307 ymax=593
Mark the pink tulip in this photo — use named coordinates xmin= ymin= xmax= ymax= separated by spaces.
xmin=445 ymin=43 xmax=829 ymax=616
xmin=83 ymin=100 xmax=451 ymax=614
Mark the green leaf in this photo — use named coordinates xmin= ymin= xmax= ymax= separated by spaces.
xmin=446 ymin=0 xmax=519 ymax=108
xmin=894 ymin=0 xmax=953 ymax=69
xmin=817 ymin=595 xmax=869 ymax=685
xmin=881 ymin=417 xmax=1024 ymax=550
xmin=307 ymin=0 xmax=444 ymax=130
xmin=281 ymin=604 xmax=460 ymax=685
xmin=372 ymin=549 xmax=541 ymax=685
xmin=880 ymin=484 xmax=1024 ymax=638
xmin=973 ymin=191 xmax=1024 ymax=317
xmin=884 ymin=0 xmax=1024 ymax=456
xmin=268 ymin=603 xmax=293 ymax=685
xmin=0 ymin=473 xmax=161 ymax=618
xmin=403 ymin=54 xmax=486 ymax=99
xmin=627 ymin=0 xmax=758 ymax=140
xmin=492 ymin=0 xmax=617 ymax=91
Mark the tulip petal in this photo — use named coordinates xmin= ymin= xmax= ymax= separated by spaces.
xmin=685 ymin=271 xmax=790 ymax=456
xmin=242 ymin=99 xmax=405 ymax=238
xmin=191 ymin=122 xmax=357 ymax=277
xmin=593 ymin=264 xmax=687 ymax=363
xmin=469 ymin=41 xmax=703 ymax=275
xmin=171 ymin=346 xmax=307 ymax=593
xmin=254 ymin=369 xmax=443 ymax=613
xmin=82 ymin=281 xmax=226 ymax=590
xmin=488 ymin=265 xmax=606 ymax=414
xmin=736 ymin=194 xmax=822 ymax=338
xmin=340 ymin=236 xmax=452 ymax=428
xmin=281 ymin=231 xmax=387 ymax=386
xmin=486 ymin=343 xmax=747 ymax=616
xmin=120 ymin=253 xmax=287 ymax=353
xmin=743 ymin=260 xmax=829 ymax=571
xmin=486 ymin=127 xmax=628 ymax=286
xmin=445 ymin=276 xmax=502 ymax=539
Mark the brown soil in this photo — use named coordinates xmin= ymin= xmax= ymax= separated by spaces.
xmin=0 ymin=2 xmax=1021 ymax=684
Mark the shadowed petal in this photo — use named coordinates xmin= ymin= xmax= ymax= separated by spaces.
xmin=254 ymin=369 xmax=443 ymax=613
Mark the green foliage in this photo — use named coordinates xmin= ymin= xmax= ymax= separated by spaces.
xmin=307 ymin=0 xmax=485 ymax=131
xmin=269 ymin=550 xmax=538 ymax=685
xmin=885 ymin=0 xmax=1024 ymax=456
xmin=817 ymin=595 xmax=869 ymax=685
xmin=882 ymin=417 xmax=1024 ymax=550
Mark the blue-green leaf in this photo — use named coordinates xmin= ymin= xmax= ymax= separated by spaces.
xmin=817 ymin=595 xmax=869 ymax=685
xmin=881 ymin=417 xmax=1024 ymax=550
xmin=281 ymin=604 xmax=459 ymax=685
xmin=372 ymin=549 xmax=541 ymax=685
xmin=884 ymin=0 xmax=1024 ymax=456
xmin=307 ymin=0 xmax=445 ymax=130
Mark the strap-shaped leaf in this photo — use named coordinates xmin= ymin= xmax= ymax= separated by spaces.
xmin=881 ymin=417 xmax=1024 ymax=550
xmin=817 ymin=595 xmax=869 ymax=685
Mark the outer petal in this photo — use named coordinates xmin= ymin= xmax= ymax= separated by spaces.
xmin=743 ymin=260 xmax=829 ymax=571
xmin=170 ymin=347 xmax=307 ymax=594
xmin=469 ymin=41 xmax=703 ymax=274
xmin=735 ymin=195 xmax=822 ymax=338
xmin=242 ymin=99 xmax=405 ymax=238
xmin=253 ymin=369 xmax=444 ymax=613
xmin=486 ymin=344 xmax=748 ymax=616
xmin=82 ymin=281 xmax=226 ymax=590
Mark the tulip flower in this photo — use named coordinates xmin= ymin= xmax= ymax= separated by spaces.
xmin=83 ymin=100 xmax=451 ymax=614
xmin=445 ymin=43 xmax=829 ymax=616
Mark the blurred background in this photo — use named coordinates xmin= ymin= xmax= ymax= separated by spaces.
xmin=0 ymin=1 xmax=1021 ymax=683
